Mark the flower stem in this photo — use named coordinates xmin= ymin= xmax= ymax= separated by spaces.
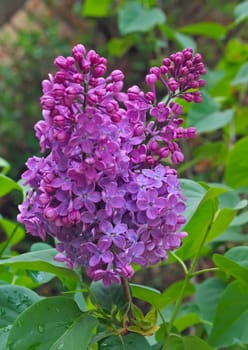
xmin=121 ymin=277 xmax=132 ymax=309
xmin=0 ymin=223 xmax=19 ymax=258
xmin=166 ymin=213 xmax=214 ymax=335
xmin=191 ymin=267 xmax=219 ymax=277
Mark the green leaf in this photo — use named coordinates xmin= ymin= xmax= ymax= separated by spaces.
xmin=118 ymin=2 xmax=165 ymax=35
xmin=225 ymin=136 xmax=248 ymax=188
xmin=99 ymin=333 xmax=152 ymax=349
xmin=89 ymin=280 xmax=126 ymax=312
xmin=174 ymin=199 xmax=215 ymax=261
xmin=0 ymin=326 xmax=11 ymax=350
xmin=206 ymin=208 xmax=236 ymax=243
xmin=214 ymin=226 xmax=248 ymax=243
xmin=225 ymin=246 xmax=248 ymax=268
xmin=107 ymin=37 xmax=134 ymax=57
xmin=0 ymin=219 xmax=25 ymax=253
xmin=231 ymin=210 xmax=248 ymax=226
xmin=195 ymin=278 xmax=227 ymax=334
xmin=180 ymin=179 xmax=206 ymax=224
xmin=234 ymin=0 xmax=248 ymax=24
xmin=173 ymin=304 xmax=200 ymax=332
xmin=179 ymin=22 xmax=226 ymax=40
xmin=213 ymin=246 xmax=248 ymax=285
xmin=0 ymin=175 xmax=23 ymax=197
xmin=0 ymin=249 xmax=79 ymax=287
xmin=0 ymin=285 xmax=40 ymax=328
xmin=7 ymin=297 xmax=84 ymax=350
xmin=174 ymin=32 xmax=196 ymax=51
xmin=0 ymin=158 xmax=10 ymax=175
xmin=159 ymin=24 xmax=196 ymax=51
xmin=130 ymin=283 xmax=161 ymax=307
xmin=164 ymin=335 xmax=214 ymax=350
xmin=209 ymin=281 xmax=248 ymax=347
xmin=158 ymin=281 xmax=195 ymax=309
xmin=187 ymin=90 xmax=220 ymax=127
xmin=219 ymin=190 xmax=247 ymax=210
xmin=82 ymin=0 xmax=112 ymax=17
xmin=50 ymin=314 xmax=97 ymax=350
xmin=231 ymin=62 xmax=248 ymax=85
xmin=192 ymin=109 xmax=234 ymax=133
xmin=28 ymin=242 xmax=55 ymax=284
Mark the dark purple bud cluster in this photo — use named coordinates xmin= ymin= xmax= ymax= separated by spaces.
xmin=18 ymin=45 xmax=205 ymax=286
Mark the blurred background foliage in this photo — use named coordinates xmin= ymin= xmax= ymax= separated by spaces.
xmin=1 ymin=0 xmax=248 ymax=289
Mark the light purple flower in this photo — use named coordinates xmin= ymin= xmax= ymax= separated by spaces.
xmin=18 ymin=44 xmax=205 ymax=285
xmin=137 ymin=189 xmax=167 ymax=220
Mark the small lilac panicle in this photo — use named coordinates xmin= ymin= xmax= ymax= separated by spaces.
xmin=18 ymin=45 xmax=206 ymax=286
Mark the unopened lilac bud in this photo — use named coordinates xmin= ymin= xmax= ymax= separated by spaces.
xmin=172 ymin=151 xmax=184 ymax=163
xmin=106 ymin=101 xmax=118 ymax=113
xmin=67 ymin=57 xmax=75 ymax=66
xmin=193 ymin=53 xmax=202 ymax=63
xmin=190 ymin=81 xmax=199 ymax=88
xmin=198 ymin=79 xmax=206 ymax=87
xmin=148 ymin=140 xmax=159 ymax=151
xmin=196 ymin=62 xmax=204 ymax=71
xmin=54 ymin=56 xmax=68 ymax=69
xmin=44 ymin=207 xmax=57 ymax=221
xmin=183 ymin=93 xmax=194 ymax=102
xmin=127 ymin=85 xmax=140 ymax=100
xmin=55 ymin=130 xmax=67 ymax=142
xmin=39 ymin=193 xmax=50 ymax=204
xmin=111 ymin=70 xmax=124 ymax=82
xmin=146 ymin=155 xmax=155 ymax=166
xmin=178 ymin=77 xmax=185 ymax=85
xmin=159 ymin=147 xmax=169 ymax=158
xmin=87 ymin=92 xmax=98 ymax=105
xmin=183 ymin=48 xmax=193 ymax=60
xmin=180 ymin=66 xmax=188 ymax=75
xmin=55 ymin=71 xmax=67 ymax=83
xmin=111 ymin=112 xmax=122 ymax=123
xmin=160 ymin=65 xmax=168 ymax=74
xmin=82 ymin=61 xmax=91 ymax=73
xmin=87 ymin=50 xmax=99 ymax=64
xmin=193 ymin=92 xmax=202 ymax=103
xmin=112 ymin=81 xmax=123 ymax=92
xmin=53 ymin=84 xmax=65 ymax=97
xmin=150 ymin=67 xmax=161 ymax=76
xmin=41 ymin=96 xmax=55 ymax=110
xmin=175 ymin=127 xmax=185 ymax=138
xmin=54 ymin=115 xmax=65 ymax=127
xmin=187 ymin=73 xmax=194 ymax=81
xmin=162 ymin=58 xmax=171 ymax=66
xmin=170 ymin=53 xmax=176 ymax=62
xmin=168 ymin=65 xmax=175 ymax=75
xmin=146 ymin=73 xmax=157 ymax=86
xmin=121 ymin=264 xmax=134 ymax=279
xmin=72 ymin=44 xmax=86 ymax=61
xmin=186 ymin=127 xmax=196 ymax=137
xmin=68 ymin=210 xmax=81 ymax=223
xmin=93 ymin=64 xmax=107 ymax=77
xmin=145 ymin=91 xmax=155 ymax=102
xmin=185 ymin=60 xmax=193 ymax=68
xmin=134 ymin=124 xmax=145 ymax=136
xmin=174 ymin=53 xmax=183 ymax=65
xmin=73 ymin=73 xmax=84 ymax=83
xmin=168 ymin=78 xmax=178 ymax=92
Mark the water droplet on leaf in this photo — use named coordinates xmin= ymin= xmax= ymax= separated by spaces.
xmin=38 ymin=324 xmax=44 ymax=333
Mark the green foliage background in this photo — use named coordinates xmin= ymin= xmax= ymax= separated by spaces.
xmin=0 ymin=0 xmax=248 ymax=349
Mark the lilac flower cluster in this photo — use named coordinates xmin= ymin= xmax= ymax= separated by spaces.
xmin=18 ymin=45 xmax=205 ymax=286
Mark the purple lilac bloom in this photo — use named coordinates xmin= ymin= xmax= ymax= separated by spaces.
xmin=18 ymin=44 xmax=205 ymax=285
